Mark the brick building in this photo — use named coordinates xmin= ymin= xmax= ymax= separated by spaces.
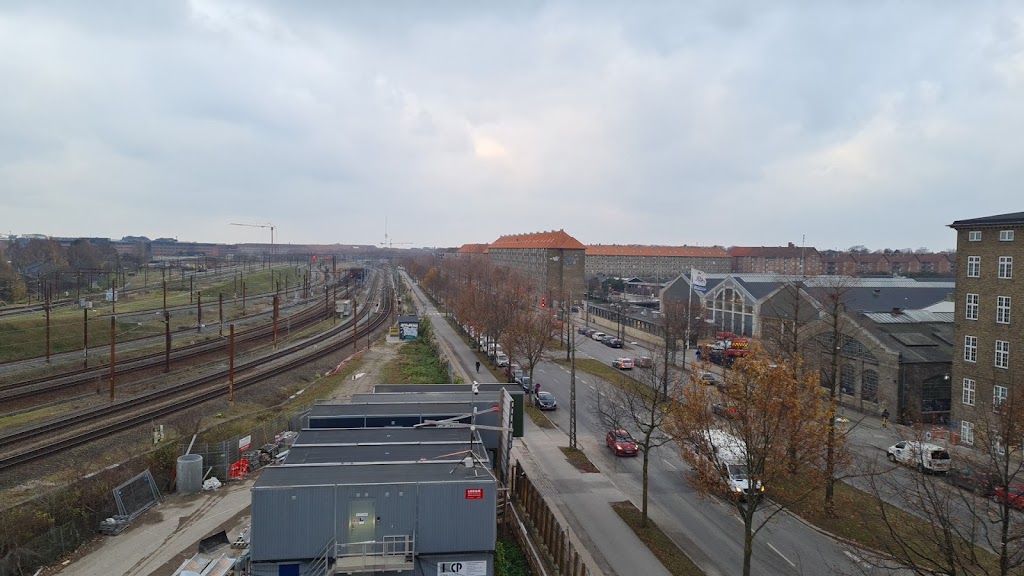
xmin=487 ymin=230 xmax=586 ymax=309
xmin=728 ymin=244 xmax=823 ymax=275
xmin=949 ymin=212 xmax=1024 ymax=447
xmin=584 ymin=245 xmax=730 ymax=282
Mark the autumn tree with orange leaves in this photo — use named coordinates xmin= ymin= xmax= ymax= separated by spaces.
xmin=667 ymin=345 xmax=834 ymax=576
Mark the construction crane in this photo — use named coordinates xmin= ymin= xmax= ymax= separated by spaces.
xmin=381 ymin=216 xmax=412 ymax=249
xmin=230 ymin=222 xmax=276 ymax=253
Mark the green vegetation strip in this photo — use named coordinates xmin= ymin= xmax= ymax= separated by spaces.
xmin=494 ymin=536 xmax=530 ymax=576
xmin=379 ymin=321 xmax=450 ymax=384
xmin=524 ymin=404 xmax=554 ymax=428
xmin=566 ymin=358 xmax=656 ymax=400
xmin=611 ymin=501 xmax=705 ymax=576
xmin=560 ymin=446 xmax=599 ymax=473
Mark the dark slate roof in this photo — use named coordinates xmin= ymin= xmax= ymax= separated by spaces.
xmin=284 ymin=443 xmax=488 ymax=466
xmin=293 ymin=427 xmax=474 ymax=446
xmin=308 ymin=401 xmax=497 ymax=417
xmin=854 ymin=313 xmax=954 ymax=364
xmin=349 ymin=392 xmax=503 ymax=404
xmin=809 ymin=286 xmax=953 ymax=314
xmin=255 ymin=461 xmax=497 ymax=487
xmin=733 ymin=277 xmax=784 ymax=300
xmin=949 ymin=212 xmax=1024 ymax=229
xmin=398 ymin=315 xmax=419 ymax=323
xmin=373 ymin=384 xmax=521 ymax=394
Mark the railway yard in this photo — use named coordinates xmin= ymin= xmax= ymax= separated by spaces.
xmin=0 ymin=262 xmax=397 ymax=512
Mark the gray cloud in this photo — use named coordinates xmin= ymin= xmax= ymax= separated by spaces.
xmin=1 ymin=1 xmax=1021 ymax=252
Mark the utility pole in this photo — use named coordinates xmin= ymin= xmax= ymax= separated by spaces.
xmin=353 ymin=300 xmax=358 ymax=351
xmin=83 ymin=308 xmax=89 ymax=368
xmin=109 ymin=316 xmax=116 ymax=401
xmin=228 ymin=324 xmax=235 ymax=404
xmin=45 ymin=297 xmax=51 ymax=362
xmin=218 ymin=293 xmax=224 ymax=337
xmin=570 ymin=317 xmax=578 ymax=450
xmin=273 ymin=295 xmax=279 ymax=348
xmin=197 ymin=291 xmax=202 ymax=333
xmin=164 ymin=311 xmax=171 ymax=373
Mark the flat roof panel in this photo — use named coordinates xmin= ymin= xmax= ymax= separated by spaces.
xmin=255 ymin=462 xmax=496 ymax=487
xmin=294 ymin=427 xmax=472 ymax=446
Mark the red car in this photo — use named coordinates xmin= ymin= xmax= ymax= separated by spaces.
xmin=606 ymin=429 xmax=639 ymax=457
xmin=992 ymin=485 xmax=1024 ymax=510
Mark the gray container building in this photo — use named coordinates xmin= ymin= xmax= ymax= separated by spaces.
xmin=250 ymin=426 xmax=497 ymax=576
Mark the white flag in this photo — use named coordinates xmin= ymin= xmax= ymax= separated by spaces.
xmin=691 ymin=268 xmax=707 ymax=293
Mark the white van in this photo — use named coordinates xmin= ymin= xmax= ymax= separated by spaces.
xmin=591 ymin=332 xmax=607 ymax=341
xmin=887 ymin=441 xmax=951 ymax=474
xmin=692 ymin=429 xmax=764 ymax=499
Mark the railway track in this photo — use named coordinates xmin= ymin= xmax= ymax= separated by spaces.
xmin=0 ymin=274 xmax=394 ymax=470
xmin=0 ymin=286 xmax=350 ymax=403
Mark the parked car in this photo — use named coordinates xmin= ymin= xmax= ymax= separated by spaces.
xmin=577 ymin=326 xmax=589 ymax=335
xmin=591 ymin=332 xmax=607 ymax=341
xmin=516 ymin=375 xmax=533 ymax=394
xmin=887 ymin=441 xmax=952 ymax=474
xmin=634 ymin=356 xmax=653 ymax=369
xmin=606 ymin=429 xmax=639 ymax=457
xmin=534 ymin=391 xmax=557 ymax=411
xmin=604 ymin=337 xmax=624 ymax=348
xmin=583 ymin=328 xmax=597 ymax=337
xmin=697 ymin=371 xmax=720 ymax=385
xmin=612 ymin=357 xmax=634 ymax=370
xmin=504 ymin=362 xmax=522 ymax=382
xmin=712 ymin=402 xmax=738 ymax=419
xmin=945 ymin=466 xmax=996 ymax=496
xmin=495 ymin=352 xmax=510 ymax=367
xmin=993 ymin=485 xmax=1024 ymax=510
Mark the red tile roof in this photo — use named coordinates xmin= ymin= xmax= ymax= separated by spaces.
xmin=586 ymin=245 xmax=729 ymax=258
xmin=490 ymin=230 xmax=586 ymax=250
xmin=457 ymin=243 xmax=490 ymax=254
xmin=728 ymin=246 xmax=819 ymax=258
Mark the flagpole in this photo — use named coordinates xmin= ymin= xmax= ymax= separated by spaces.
xmin=683 ymin=268 xmax=695 ymax=370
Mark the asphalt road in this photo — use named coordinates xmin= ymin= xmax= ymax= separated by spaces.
xmin=536 ymin=330 xmax=869 ymax=575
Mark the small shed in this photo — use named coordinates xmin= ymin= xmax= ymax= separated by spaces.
xmin=398 ymin=315 xmax=420 ymax=340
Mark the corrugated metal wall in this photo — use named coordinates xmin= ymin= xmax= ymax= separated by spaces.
xmin=416 ymin=481 xmax=496 ymax=553
xmin=334 ymin=484 xmax=418 ymax=546
xmin=251 ymin=486 xmax=336 ymax=562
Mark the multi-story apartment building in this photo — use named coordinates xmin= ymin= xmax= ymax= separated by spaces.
xmin=487 ymin=230 xmax=586 ymax=308
xmin=456 ymin=243 xmax=490 ymax=261
xmin=949 ymin=212 xmax=1024 ymax=447
xmin=728 ymin=244 xmax=823 ymax=275
xmin=584 ymin=245 xmax=730 ymax=282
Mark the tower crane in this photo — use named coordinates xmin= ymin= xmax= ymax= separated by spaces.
xmin=380 ymin=216 xmax=412 ymax=248
xmin=230 ymin=222 xmax=276 ymax=253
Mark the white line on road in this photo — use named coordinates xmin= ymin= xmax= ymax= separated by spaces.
xmin=843 ymin=550 xmax=862 ymax=564
xmin=768 ymin=543 xmax=796 ymax=567
xmin=661 ymin=459 xmax=677 ymax=470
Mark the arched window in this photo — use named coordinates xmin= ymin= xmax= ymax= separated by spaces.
xmin=861 ymin=369 xmax=879 ymax=403
xmin=840 ymin=364 xmax=856 ymax=395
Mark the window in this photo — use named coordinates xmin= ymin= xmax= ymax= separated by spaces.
xmin=961 ymin=420 xmax=975 ymax=445
xmin=994 ymin=385 xmax=1008 ymax=407
xmin=965 ymin=293 xmax=979 ymax=320
xmin=962 ymin=378 xmax=975 ymax=406
xmin=967 ymin=256 xmax=981 ymax=278
xmin=969 ymin=230 xmax=982 ymax=241
xmin=997 ymin=296 xmax=1011 ymax=324
xmin=1000 ymin=230 xmax=1014 ymax=241
xmin=861 ymin=370 xmax=878 ymax=403
xmin=840 ymin=364 xmax=856 ymax=395
xmin=999 ymin=256 xmax=1013 ymax=279
xmin=996 ymin=340 xmax=1009 ymax=369
xmin=964 ymin=335 xmax=977 ymax=362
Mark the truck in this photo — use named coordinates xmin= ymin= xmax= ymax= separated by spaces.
xmin=691 ymin=429 xmax=764 ymax=500
xmin=706 ymin=333 xmax=750 ymax=367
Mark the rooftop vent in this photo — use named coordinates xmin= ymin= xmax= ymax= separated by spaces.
xmin=891 ymin=307 xmax=903 ymax=315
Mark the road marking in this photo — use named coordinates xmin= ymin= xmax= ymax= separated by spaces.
xmin=843 ymin=550 xmax=862 ymax=564
xmin=767 ymin=543 xmax=796 ymax=567
xmin=661 ymin=459 xmax=677 ymax=470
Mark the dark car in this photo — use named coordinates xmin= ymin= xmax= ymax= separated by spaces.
xmin=604 ymin=337 xmax=624 ymax=348
xmin=712 ymin=402 xmax=738 ymax=419
xmin=577 ymin=326 xmax=589 ymax=335
xmin=516 ymin=375 xmax=533 ymax=394
xmin=583 ymin=328 xmax=597 ymax=337
xmin=946 ymin=466 xmax=997 ymax=496
xmin=992 ymin=485 xmax=1024 ymax=510
xmin=606 ymin=429 xmax=639 ymax=457
xmin=534 ymin=391 xmax=557 ymax=411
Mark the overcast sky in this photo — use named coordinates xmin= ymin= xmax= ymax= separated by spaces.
xmin=2 ymin=1 xmax=1021 ymax=252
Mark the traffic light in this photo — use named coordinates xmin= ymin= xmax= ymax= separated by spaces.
xmin=541 ymin=296 xmax=547 ymax=308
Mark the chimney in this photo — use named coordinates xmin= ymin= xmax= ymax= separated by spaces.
xmin=873 ymin=288 xmax=881 ymax=296
xmin=788 ymin=242 xmax=795 ymax=248
xmin=891 ymin=307 xmax=902 ymax=315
